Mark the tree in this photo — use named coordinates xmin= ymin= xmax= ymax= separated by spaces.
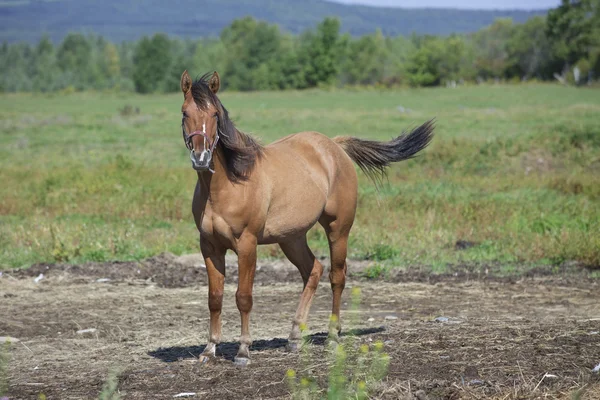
xmin=472 ymin=18 xmax=515 ymax=80
xmin=220 ymin=17 xmax=284 ymax=91
xmin=506 ymin=16 xmax=558 ymax=80
xmin=546 ymin=0 xmax=600 ymax=78
xmin=342 ymin=30 xmax=388 ymax=85
xmin=193 ymin=38 xmax=226 ymax=79
xmin=405 ymin=36 xmax=445 ymax=86
xmin=132 ymin=33 xmax=172 ymax=93
xmin=102 ymin=42 xmax=121 ymax=81
xmin=32 ymin=35 xmax=59 ymax=92
xmin=56 ymin=33 xmax=94 ymax=89
xmin=299 ymin=18 xmax=344 ymax=88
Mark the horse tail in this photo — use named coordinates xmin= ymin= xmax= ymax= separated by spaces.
xmin=333 ymin=119 xmax=435 ymax=184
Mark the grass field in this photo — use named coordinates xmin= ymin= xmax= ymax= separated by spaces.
xmin=0 ymin=84 xmax=599 ymax=270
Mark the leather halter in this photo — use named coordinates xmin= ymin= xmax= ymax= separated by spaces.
xmin=185 ymin=129 xmax=219 ymax=154
xmin=182 ymin=119 xmax=220 ymax=173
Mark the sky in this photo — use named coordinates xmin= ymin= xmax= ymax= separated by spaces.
xmin=331 ymin=0 xmax=560 ymax=10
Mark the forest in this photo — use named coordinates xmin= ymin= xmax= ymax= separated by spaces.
xmin=1 ymin=0 xmax=598 ymax=92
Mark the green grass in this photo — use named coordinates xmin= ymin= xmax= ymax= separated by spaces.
xmin=1 ymin=84 xmax=599 ymax=269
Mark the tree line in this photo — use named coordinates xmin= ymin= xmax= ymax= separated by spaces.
xmin=1 ymin=0 xmax=598 ymax=93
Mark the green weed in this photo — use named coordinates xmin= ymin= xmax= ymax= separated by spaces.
xmin=364 ymin=244 xmax=398 ymax=261
xmin=360 ymin=263 xmax=390 ymax=279
xmin=287 ymin=288 xmax=390 ymax=399
xmin=98 ymin=369 xmax=121 ymax=400
xmin=0 ymin=341 xmax=9 ymax=397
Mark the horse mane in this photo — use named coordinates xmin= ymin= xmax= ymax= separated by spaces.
xmin=191 ymin=73 xmax=263 ymax=182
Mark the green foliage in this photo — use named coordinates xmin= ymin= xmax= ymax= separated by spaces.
xmin=361 ymin=264 xmax=390 ymax=280
xmin=286 ymin=288 xmax=390 ymax=399
xmin=300 ymin=18 xmax=344 ymax=88
xmin=365 ymin=244 xmax=398 ymax=261
xmin=546 ymin=0 xmax=600 ymax=67
xmin=2 ymin=1 xmax=600 ymax=93
xmin=133 ymin=34 xmax=173 ymax=93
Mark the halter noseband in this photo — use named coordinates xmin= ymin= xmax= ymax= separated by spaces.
xmin=183 ymin=122 xmax=220 ymax=173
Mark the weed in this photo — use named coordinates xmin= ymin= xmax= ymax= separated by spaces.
xmin=0 ymin=341 xmax=8 ymax=397
xmin=287 ymin=288 xmax=390 ymax=399
xmin=98 ymin=369 xmax=121 ymax=400
xmin=361 ymin=263 xmax=390 ymax=279
xmin=364 ymin=244 xmax=398 ymax=261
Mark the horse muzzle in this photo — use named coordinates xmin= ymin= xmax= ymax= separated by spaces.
xmin=190 ymin=149 xmax=213 ymax=171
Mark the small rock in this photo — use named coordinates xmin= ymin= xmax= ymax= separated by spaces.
xmin=76 ymin=328 xmax=97 ymax=335
xmin=34 ymin=273 xmax=44 ymax=283
xmin=384 ymin=315 xmax=398 ymax=320
xmin=414 ymin=389 xmax=428 ymax=400
xmin=0 ymin=337 xmax=20 ymax=343
xmin=173 ymin=393 xmax=196 ymax=398
xmin=367 ymin=317 xmax=375 ymax=322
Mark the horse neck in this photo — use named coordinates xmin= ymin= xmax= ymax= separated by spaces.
xmin=196 ymin=147 xmax=229 ymax=197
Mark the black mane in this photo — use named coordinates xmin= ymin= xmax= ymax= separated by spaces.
xmin=191 ymin=73 xmax=263 ymax=182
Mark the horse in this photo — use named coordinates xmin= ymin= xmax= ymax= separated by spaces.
xmin=179 ymin=70 xmax=434 ymax=366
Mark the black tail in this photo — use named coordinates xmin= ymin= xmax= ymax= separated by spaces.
xmin=333 ymin=119 xmax=435 ymax=184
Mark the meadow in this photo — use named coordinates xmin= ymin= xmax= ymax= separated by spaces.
xmin=1 ymin=84 xmax=599 ymax=270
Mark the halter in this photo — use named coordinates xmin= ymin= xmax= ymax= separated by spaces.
xmin=183 ymin=121 xmax=220 ymax=173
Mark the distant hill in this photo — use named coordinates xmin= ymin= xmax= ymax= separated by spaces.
xmin=0 ymin=0 xmax=547 ymax=43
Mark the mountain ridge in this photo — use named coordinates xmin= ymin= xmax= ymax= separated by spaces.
xmin=0 ymin=0 xmax=547 ymax=43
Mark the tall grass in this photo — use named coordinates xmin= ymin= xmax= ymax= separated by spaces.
xmin=1 ymin=85 xmax=599 ymax=269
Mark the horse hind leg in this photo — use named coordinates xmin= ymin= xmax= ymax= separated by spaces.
xmin=279 ymin=236 xmax=324 ymax=351
xmin=320 ymin=215 xmax=352 ymax=342
xmin=234 ymin=234 xmax=258 ymax=366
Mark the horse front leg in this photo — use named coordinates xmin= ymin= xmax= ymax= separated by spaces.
xmin=234 ymin=234 xmax=258 ymax=366
xmin=199 ymin=239 xmax=226 ymax=363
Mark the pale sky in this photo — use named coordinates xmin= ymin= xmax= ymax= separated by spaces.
xmin=331 ymin=0 xmax=559 ymax=9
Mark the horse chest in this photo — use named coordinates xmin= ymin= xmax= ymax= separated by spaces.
xmin=198 ymin=209 xmax=242 ymax=249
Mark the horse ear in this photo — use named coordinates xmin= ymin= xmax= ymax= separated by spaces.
xmin=208 ymin=71 xmax=220 ymax=94
xmin=180 ymin=70 xmax=192 ymax=95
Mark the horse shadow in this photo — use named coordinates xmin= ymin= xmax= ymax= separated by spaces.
xmin=148 ymin=326 xmax=386 ymax=362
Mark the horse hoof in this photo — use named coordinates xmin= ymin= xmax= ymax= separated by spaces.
xmin=326 ymin=336 xmax=340 ymax=349
xmin=198 ymin=354 xmax=213 ymax=364
xmin=234 ymin=357 xmax=250 ymax=367
xmin=286 ymin=341 xmax=300 ymax=352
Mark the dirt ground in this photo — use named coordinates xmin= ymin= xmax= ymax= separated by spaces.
xmin=1 ymin=253 xmax=599 ymax=399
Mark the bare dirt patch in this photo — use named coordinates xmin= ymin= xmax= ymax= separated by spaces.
xmin=1 ymin=256 xmax=599 ymax=399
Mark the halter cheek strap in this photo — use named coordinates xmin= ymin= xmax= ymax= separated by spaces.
xmin=186 ymin=130 xmax=219 ymax=154
xmin=184 ymin=126 xmax=220 ymax=173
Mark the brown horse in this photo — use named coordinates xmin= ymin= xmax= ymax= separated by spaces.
xmin=180 ymin=70 xmax=434 ymax=366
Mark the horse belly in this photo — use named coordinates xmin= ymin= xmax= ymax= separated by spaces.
xmin=259 ymin=189 xmax=326 ymax=244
